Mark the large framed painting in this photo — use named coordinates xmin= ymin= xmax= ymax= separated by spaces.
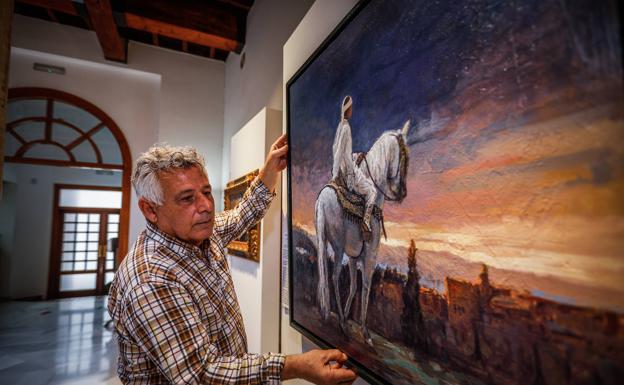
xmin=286 ymin=0 xmax=623 ymax=384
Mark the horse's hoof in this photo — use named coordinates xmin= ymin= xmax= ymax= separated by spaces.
xmin=365 ymin=337 xmax=373 ymax=346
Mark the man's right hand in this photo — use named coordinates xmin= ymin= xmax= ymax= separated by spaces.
xmin=282 ymin=349 xmax=357 ymax=385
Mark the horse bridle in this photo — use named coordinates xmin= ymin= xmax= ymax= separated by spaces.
xmin=362 ymin=133 xmax=408 ymax=202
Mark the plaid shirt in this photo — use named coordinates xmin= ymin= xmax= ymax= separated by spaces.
xmin=108 ymin=179 xmax=285 ymax=384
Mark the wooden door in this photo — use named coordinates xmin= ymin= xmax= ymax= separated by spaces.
xmin=48 ymin=185 xmax=121 ymax=299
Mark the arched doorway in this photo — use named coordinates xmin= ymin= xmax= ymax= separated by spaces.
xmin=4 ymin=87 xmax=131 ymax=298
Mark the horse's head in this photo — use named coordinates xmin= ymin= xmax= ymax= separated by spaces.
xmin=385 ymin=120 xmax=410 ymax=202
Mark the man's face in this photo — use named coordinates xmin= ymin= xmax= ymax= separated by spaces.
xmin=152 ymin=166 xmax=215 ymax=245
xmin=345 ymin=106 xmax=353 ymax=120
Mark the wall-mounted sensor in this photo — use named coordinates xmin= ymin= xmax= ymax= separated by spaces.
xmin=33 ymin=63 xmax=66 ymax=75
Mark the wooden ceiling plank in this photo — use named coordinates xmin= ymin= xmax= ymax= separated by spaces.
xmin=125 ymin=13 xmax=241 ymax=53
xmin=17 ymin=0 xmax=78 ymax=16
xmin=84 ymin=0 xmax=127 ymax=63
xmin=215 ymin=0 xmax=254 ymax=11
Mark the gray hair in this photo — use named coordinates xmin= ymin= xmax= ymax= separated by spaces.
xmin=132 ymin=144 xmax=207 ymax=205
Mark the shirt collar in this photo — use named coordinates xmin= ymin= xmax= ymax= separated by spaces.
xmin=145 ymin=222 xmax=211 ymax=259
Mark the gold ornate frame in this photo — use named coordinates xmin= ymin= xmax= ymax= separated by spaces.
xmin=223 ymin=169 xmax=260 ymax=262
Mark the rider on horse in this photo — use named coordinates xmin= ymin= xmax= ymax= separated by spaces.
xmin=332 ymin=95 xmax=378 ymax=240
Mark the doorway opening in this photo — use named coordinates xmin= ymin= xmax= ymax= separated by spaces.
xmin=49 ymin=185 xmax=122 ymax=298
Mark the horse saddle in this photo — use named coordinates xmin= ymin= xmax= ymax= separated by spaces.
xmin=326 ymin=179 xmax=383 ymax=224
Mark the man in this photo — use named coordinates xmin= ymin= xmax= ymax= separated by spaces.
xmin=108 ymin=135 xmax=356 ymax=384
xmin=332 ymin=95 xmax=377 ymax=238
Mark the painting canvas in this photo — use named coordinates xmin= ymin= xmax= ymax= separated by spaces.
xmin=286 ymin=0 xmax=623 ymax=384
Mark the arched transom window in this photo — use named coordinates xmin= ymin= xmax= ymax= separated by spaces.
xmin=6 ymin=93 xmax=123 ymax=170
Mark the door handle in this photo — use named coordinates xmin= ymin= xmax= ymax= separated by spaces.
xmin=98 ymin=245 xmax=107 ymax=259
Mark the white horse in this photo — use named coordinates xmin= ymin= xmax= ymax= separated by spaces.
xmin=315 ymin=120 xmax=411 ymax=345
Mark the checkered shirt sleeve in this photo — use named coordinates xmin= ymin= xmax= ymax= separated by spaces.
xmin=215 ymin=178 xmax=275 ymax=246
xmin=123 ymin=282 xmax=284 ymax=384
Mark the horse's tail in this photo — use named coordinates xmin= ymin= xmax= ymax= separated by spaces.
xmin=315 ymin=188 xmax=331 ymax=320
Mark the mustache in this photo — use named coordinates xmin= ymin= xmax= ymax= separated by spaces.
xmin=194 ymin=216 xmax=213 ymax=224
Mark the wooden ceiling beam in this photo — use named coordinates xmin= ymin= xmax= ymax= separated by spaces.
xmin=125 ymin=13 xmax=242 ymax=53
xmin=120 ymin=0 xmax=244 ymax=51
xmin=84 ymin=0 xmax=127 ymax=63
xmin=216 ymin=0 xmax=254 ymax=11
xmin=17 ymin=0 xmax=78 ymax=16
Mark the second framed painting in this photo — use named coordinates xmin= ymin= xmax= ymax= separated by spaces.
xmin=286 ymin=0 xmax=623 ymax=384
xmin=224 ymin=169 xmax=261 ymax=262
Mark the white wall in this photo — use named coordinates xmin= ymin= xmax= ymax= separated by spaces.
xmin=222 ymin=0 xmax=314 ymax=190
xmin=281 ymin=1 xmax=366 ymax=384
xmin=228 ymin=108 xmax=282 ymax=354
xmin=127 ymin=43 xmax=225 ymax=206
xmin=3 ymin=164 xmax=121 ymax=299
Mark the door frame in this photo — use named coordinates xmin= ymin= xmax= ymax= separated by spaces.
xmin=48 ymin=184 xmax=122 ymax=299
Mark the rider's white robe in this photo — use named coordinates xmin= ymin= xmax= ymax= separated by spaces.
xmin=331 ymin=119 xmax=377 ymax=224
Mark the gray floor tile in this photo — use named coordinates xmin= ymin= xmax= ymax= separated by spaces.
xmin=0 ymin=296 xmax=121 ymax=385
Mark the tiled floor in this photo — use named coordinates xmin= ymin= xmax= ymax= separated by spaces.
xmin=0 ymin=296 xmax=121 ymax=385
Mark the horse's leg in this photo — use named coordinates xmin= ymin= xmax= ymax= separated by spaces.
xmin=359 ymin=252 xmax=376 ymax=346
xmin=332 ymin=247 xmax=347 ymax=334
xmin=315 ymin=199 xmax=330 ymax=320
xmin=343 ymin=257 xmax=358 ymax=322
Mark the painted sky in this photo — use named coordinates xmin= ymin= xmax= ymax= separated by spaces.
xmin=288 ymin=0 xmax=624 ymax=310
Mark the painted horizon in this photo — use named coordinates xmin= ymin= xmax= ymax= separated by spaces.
xmin=288 ymin=0 xmax=623 ymax=315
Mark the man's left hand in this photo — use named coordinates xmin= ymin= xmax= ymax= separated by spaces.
xmin=259 ymin=134 xmax=288 ymax=192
